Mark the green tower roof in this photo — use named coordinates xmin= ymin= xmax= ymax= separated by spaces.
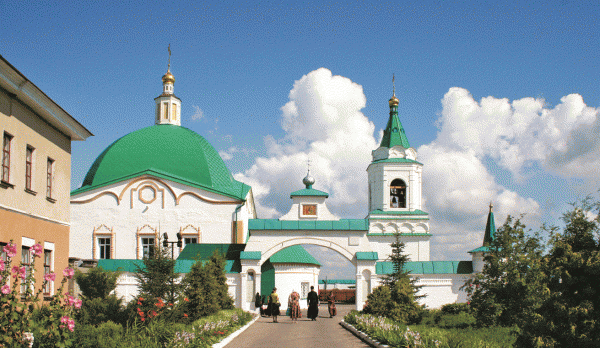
xmin=269 ymin=245 xmax=321 ymax=266
xmin=469 ymin=204 xmax=497 ymax=253
xmin=71 ymin=125 xmax=251 ymax=200
xmin=380 ymin=103 xmax=411 ymax=149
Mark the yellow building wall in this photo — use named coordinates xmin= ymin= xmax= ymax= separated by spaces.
xmin=0 ymin=208 xmax=70 ymax=295
xmin=0 ymin=88 xmax=72 ymax=224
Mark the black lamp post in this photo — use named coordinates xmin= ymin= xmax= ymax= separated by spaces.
xmin=163 ymin=232 xmax=182 ymax=259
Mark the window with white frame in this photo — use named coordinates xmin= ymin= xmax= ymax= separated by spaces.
xmin=141 ymin=237 xmax=155 ymax=259
xmin=21 ymin=247 xmax=31 ymax=294
xmin=2 ymin=133 xmax=12 ymax=183
xmin=25 ymin=146 xmax=34 ymax=191
xmin=301 ymin=282 xmax=310 ymax=299
xmin=43 ymin=250 xmax=52 ymax=295
xmin=46 ymin=158 xmax=54 ymax=199
xmin=98 ymin=238 xmax=111 ymax=260
xmin=246 ymin=271 xmax=255 ymax=302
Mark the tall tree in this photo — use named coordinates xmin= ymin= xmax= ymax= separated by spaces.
xmin=183 ymin=250 xmax=233 ymax=320
xmin=465 ymin=216 xmax=547 ymax=327
xmin=364 ymin=233 xmax=423 ymax=324
xmin=135 ymin=243 xmax=179 ymax=304
xmin=517 ymin=202 xmax=600 ymax=347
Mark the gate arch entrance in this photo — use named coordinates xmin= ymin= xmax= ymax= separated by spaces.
xmin=241 ymin=230 xmax=379 ymax=311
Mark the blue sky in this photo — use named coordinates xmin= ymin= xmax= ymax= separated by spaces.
xmin=2 ymin=1 xmax=599 ymax=278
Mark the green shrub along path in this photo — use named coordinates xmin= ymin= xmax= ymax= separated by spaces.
xmin=224 ymin=304 xmax=370 ymax=348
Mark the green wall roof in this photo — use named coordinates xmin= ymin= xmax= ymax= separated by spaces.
xmin=376 ymin=261 xmax=473 ymax=275
xmin=249 ymin=219 xmax=369 ymax=231
xmin=269 ymin=245 xmax=320 ymax=266
xmin=290 ymin=187 xmax=329 ymax=198
xmin=71 ymin=125 xmax=251 ymax=200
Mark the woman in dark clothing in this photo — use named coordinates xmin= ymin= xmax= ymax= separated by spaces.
xmin=255 ymin=292 xmax=263 ymax=316
xmin=307 ymin=286 xmax=319 ymax=321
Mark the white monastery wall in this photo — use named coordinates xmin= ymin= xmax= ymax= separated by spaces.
xmin=71 ymin=176 xmax=242 ymax=260
xmin=280 ymin=196 xmax=337 ymax=220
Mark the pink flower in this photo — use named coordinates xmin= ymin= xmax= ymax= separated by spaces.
xmin=1 ymin=285 xmax=9 ymax=294
xmin=31 ymin=243 xmax=43 ymax=257
xmin=62 ymin=267 xmax=74 ymax=279
xmin=0 ymin=259 xmax=4 ymax=271
xmin=66 ymin=295 xmax=76 ymax=306
xmin=74 ymin=298 xmax=82 ymax=309
xmin=11 ymin=266 xmax=26 ymax=279
xmin=3 ymin=243 xmax=17 ymax=258
xmin=44 ymin=272 xmax=56 ymax=282
xmin=67 ymin=318 xmax=75 ymax=332
xmin=60 ymin=315 xmax=70 ymax=324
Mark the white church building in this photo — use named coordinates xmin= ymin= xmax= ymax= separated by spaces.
xmin=70 ymin=61 xmax=494 ymax=311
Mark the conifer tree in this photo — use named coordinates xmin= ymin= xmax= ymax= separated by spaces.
xmin=135 ymin=243 xmax=179 ymax=304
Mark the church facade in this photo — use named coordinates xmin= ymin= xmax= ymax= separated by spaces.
xmin=70 ymin=62 xmax=492 ymax=311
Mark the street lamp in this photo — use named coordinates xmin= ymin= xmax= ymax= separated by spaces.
xmin=163 ymin=232 xmax=182 ymax=259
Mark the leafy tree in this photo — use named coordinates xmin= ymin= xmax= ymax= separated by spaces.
xmin=464 ymin=216 xmax=547 ymax=327
xmin=135 ymin=243 xmax=180 ymax=304
xmin=182 ymin=250 xmax=233 ymax=320
xmin=364 ymin=233 xmax=424 ymax=324
xmin=517 ymin=202 xmax=600 ymax=347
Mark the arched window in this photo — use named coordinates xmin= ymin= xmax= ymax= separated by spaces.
xmin=390 ymin=179 xmax=406 ymax=208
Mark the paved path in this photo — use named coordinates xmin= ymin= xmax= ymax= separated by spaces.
xmin=224 ymin=304 xmax=370 ymax=348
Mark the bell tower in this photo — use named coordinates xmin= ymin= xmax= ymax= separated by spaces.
xmin=154 ymin=44 xmax=181 ymax=126
xmin=367 ymin=75 xmax=423 ymax=213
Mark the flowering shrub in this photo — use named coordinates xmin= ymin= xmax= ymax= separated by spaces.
xmin=0 ymin=241 xmax=80 ymax=348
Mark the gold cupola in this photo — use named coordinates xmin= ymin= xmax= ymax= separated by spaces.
xmin=162 ymin=70 xmax=175 ymax=85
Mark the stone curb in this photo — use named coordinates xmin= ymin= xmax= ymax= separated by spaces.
xmin=212 ymin=314 xmax=260 ymax=348
xmin=339 ymin=320 xmax=390 ymax=348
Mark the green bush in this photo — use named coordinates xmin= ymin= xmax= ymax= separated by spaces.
xmin=73 ymin=321 xmax=124 ymax=348
xmin=441 ymin=302 xmax=470 ymax=315
xmin=77 ymin=295 xmax=126 ymax=326
xmin=75 ymin=267 xmax=121 ymax=300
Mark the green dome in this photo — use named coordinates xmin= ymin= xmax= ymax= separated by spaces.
xmin=72 ymin=125 xmax=251 ymax=200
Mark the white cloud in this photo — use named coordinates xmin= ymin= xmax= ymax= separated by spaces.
xmin=190 ymin=105 xmax=204 ymax=121
xmin=436 ymin=88 xmax=600 ymax=181
xmin=235 ymin=68 xmax=377 ymax=219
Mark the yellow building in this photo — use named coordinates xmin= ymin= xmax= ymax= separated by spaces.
xmin=0 ymin=55 xmax=92 ymax=296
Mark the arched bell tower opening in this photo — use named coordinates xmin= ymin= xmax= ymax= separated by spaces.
xmin=390 ymin=178 xmax=406 ymax=208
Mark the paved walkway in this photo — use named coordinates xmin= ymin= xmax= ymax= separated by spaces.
xmin=224 ymin=304 xmax=370 ymax=348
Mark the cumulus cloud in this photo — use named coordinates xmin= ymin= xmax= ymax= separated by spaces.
xmin=436 ymin=88 xmax=600 ymax=181
xmin=234 ymin=68 xmax=377 ymax=219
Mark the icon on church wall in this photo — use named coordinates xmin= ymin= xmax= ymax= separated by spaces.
xmin=302 ymin=204 xmax=317 ymax=216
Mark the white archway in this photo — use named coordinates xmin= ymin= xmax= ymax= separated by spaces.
xmin=260 ymin=237 xmax=355 ymax=265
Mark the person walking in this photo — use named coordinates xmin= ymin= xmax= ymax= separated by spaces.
xmin=307 ymin=285 xmax=319 ymax=321
xmin=288 ymin=289 xmax=301 ymax=323
xmin=327 ymin=290 xmax=337 ymax=318
xmin=268 ymin=287 xmax=281 ymax=323
xmin=255 ymin=292 xmax=263 ymax=316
